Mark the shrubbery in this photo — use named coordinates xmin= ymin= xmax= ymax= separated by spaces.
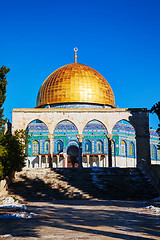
xmin=0 ymin=130 xmax=28 ymax=180
xmin=0 ymin=65 xmax=28 ymax=180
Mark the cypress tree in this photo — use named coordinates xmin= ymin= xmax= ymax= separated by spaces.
xmin=0 ymin=65 xmax=10 ymax=135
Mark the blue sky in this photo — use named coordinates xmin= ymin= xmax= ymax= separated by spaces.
xmin=0 ymin=0 xmax=160 ymax=129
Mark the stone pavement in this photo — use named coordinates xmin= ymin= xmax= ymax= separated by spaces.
xmin=0 ymin=200 xmax=160 ymax=239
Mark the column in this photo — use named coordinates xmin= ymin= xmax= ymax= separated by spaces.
xmin=39 ymin=155 xmax=42 ymax=168
xmin=77 ymin=134 xmax=84 ymax=167
xmin=64 ymin=156 xmax=68 ymax=168
xmin=56 ymin=155 xmax=60 ymax=168
xmin=30 ymin=160 xmax=33 ymax=169
xmin=105 ymin=155 xmax=108 ymax=167
xmin=48 ymin=134 xmax=54 ymax=168
xmin=98 ymin=155 xmax=101 ymax=167
xmin=107 ymin=133 xmax=112 ymax=167
xmin=103 ymin=156 xmax=105 ymax=167
xmin=63 ymin=153 xmax=68 ymax=168
xmin=27 ymin=158 xmax=30 ymax=168
xmin=87 ymin=155 xmax=90 ymax=167
xmin=46 ymin=155 xmax=49 ymax=168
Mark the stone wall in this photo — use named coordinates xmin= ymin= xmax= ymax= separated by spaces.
xmin=0 ymin=173 xmax=14 ymax=197
xmin=12 ymin=107 xmax=151 ymax=166
xmin=0 ymin=177 xmax=9 ymax=197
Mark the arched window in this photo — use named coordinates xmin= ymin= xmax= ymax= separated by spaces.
xmin=111 ymin=140 xmax=115 ymax=155
xmin=45 ymin=141 xmax=49 ymax=152
xmin=85 ymin=140 xmax=92 ymax=153
xmin=158 ymin=149 xmax=160 ymax=160
xmin=151 ymin=145 xmax=157 ymax=159
xmin=32 ymin=141 xmax=39 ymax=155
xmin=121 ymin=140 xmax=126 ymax=156
xmin=97 ymin=141 xmax=103 ymax=153
xmin=129 ymin=142 xmax=134 ymax=157
xmin=57 ymin=141 xmax=63 ymax=153
xmin=86 ymin=143 xmax=89 ymax=151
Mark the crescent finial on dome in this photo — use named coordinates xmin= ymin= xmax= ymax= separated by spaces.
xmin=74 ymin=47 xmax=78 ymax=63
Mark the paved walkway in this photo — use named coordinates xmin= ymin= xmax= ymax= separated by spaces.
xmin=0 ymin=200 xmax=160 ymax=239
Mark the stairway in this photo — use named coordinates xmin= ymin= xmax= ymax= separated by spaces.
xmin=9 ymin=168 xmax=159 ymax=202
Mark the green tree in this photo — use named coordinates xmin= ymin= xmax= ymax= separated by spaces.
xmin=0 ymin=65 xmax=10 ymax=135
xmin=0 ymin=65 xmax=10 ymax=178
xmin=150 ymin=101 xmax=160 ymax=149
xmin=0 ymin=129 xmax=28 ymax=178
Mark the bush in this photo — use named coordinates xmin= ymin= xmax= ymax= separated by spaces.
xmin=0 ymin=130 xmax=28 ymax=178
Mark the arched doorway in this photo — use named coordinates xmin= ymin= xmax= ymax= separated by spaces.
xmin=67 ymin=145 xmax=79 ymax=168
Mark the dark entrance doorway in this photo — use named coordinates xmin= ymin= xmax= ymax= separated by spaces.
xmin=67 ymin=145 xmax=79 ymax=168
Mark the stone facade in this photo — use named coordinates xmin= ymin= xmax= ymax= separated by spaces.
xmin=12 ymin=107 xmax=153 ymax=168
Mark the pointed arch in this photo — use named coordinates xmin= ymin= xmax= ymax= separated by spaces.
xmin=25 ymin=118 xmax=50 ymax=132
xmin=112 ymin=119 xmax=136 ymax=133
xmin=56 ymin=140 xmax=63 ymax=153
xmin=84 ymin=140 xmax=92 ymax=153
xmin=26 ymin=119 xmax=49 ymax=136
xmin=54 ymin=120 xmax=79 ymax=135
xmin=121 ymin=140 xmax=127 ymax=156
xmin=96 ymin=140 xmax=103 ymax=153
xmin=44 ymin=140 xmax=49 ymax=153
xmin=151 ymin=145 xmax=157 ymax=160
xmin=129 ymin=142 xmax=135 ymax=157
xmin=111 ymin=140 xmax=115 ymax=156
xmin=112 ymin=119 xmax=136 ymax=158
xmin=32 ymin=140 xmax=39 ymax=155
xmin=158 ymin=149 xmax=160 ymax=160
xmin=26 ymin=120 xmax=49 ymax=157
xmin=82 ymin=119 xmax=108 ymax=135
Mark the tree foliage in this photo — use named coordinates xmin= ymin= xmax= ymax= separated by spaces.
xmin=0 ymin=129 xmax=29 ymax=179
xmin=0 ymin=65 xmax=10 ymax=135
xmin=150 ymin=101 xmax=160 ymax=149
xmin=150 ymin=101 xmax=160 ymax=121
xmin=0 ymin=65 xmax=28 ymax=180
xmin=0 ymin=161 xmax=4 ymax=180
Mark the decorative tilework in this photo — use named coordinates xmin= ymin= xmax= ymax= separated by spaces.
xmin=54 ymin=120 xmax=78 ymax=135
xmin=26 ymin=119 xmax=159 ymax=161
xmin=83 ymin=120 xmax=108 ymax=135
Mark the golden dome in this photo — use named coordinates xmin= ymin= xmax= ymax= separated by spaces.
xmin=36 ymin=63 xmax=115 ymax=107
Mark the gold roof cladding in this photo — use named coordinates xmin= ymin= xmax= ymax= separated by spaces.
xmin=36 ymin=63 xmax=115 ymax=107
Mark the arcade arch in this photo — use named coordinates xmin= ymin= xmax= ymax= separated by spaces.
xmin=112 ymin=120 xmax=136 ymax=167
xmin=26 ymin=120 xmax=50 ymax=168
xmin=82 ymin=120 xmax=108 ymax=167
xmin=12 ymin=108 xmax=151 ymax=168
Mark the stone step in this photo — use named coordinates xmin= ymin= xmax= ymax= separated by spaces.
xmin=9 ymin=167 xmax=159 ymax=201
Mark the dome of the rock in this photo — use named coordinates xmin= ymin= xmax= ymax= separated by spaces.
xmin=36 ymin=62 xmax=115 ymax=108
